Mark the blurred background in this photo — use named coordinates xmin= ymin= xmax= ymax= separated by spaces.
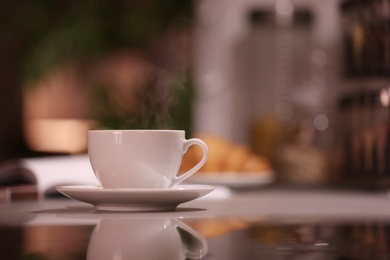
xmin=1 ymin=0 xmax=389 ymax=188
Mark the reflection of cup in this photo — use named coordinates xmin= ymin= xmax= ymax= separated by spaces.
xmin=87 ymin=218 xmax=208 ymax=260
xmin=88 ymin=130 xmax=208 ymax=189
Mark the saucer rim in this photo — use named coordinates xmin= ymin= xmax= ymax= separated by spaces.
xmin=55 ymin=184 xmax=215 ymax=212
xmin=56 ymin=184 xmax=215 ymax=193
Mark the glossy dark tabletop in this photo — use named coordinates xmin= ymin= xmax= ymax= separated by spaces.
xmin=2 ymin=186 xmax=390 ymax=259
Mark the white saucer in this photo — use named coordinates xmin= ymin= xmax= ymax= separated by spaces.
xmin=56 ymin=185 xmax=215 ymax=212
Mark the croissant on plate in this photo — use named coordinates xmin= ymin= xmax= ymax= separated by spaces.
xmin=180 ymin=133 xmax=271 ymax=175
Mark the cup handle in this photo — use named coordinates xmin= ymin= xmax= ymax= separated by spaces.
xmin=170 ymin=138 xmax=208 ymax=188
xmin=173 ymin=219 xmax=208 ymax=258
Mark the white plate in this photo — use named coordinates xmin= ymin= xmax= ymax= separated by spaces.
xmin=56 ymin=185 xmax=215 ymax=212
xmin=188 ymin=172 xmax=274 ymax=189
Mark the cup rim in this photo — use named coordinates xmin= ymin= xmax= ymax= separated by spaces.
xmin=88 ymin=129 xmax=185 ymax=133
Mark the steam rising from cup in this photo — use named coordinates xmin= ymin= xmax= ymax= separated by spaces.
xmin=91 ymin=53 xmax=191 ymax=131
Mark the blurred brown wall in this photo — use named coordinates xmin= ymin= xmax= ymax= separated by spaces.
xmin=0 ymin=21 xmax=29 ymax=163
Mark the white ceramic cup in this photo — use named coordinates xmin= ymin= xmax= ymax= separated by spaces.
xmin=87 ymin=218 xmax=208 ymax=260
xmin=88 ymin=130 xmax=208 ymax=189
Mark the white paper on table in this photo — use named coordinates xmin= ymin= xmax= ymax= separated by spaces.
xmin=24 ymin=155 xmax=100 ymax=197
xmin=0 ymin=155 xmax=99 ymax=198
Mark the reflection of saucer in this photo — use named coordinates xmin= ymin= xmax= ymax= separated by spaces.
xmin=56 ymin=185 xmax=215 ymax=212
